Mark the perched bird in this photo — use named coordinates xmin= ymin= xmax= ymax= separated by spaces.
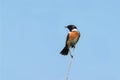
xmin=60 ymin=25 xmax=80 ymax=57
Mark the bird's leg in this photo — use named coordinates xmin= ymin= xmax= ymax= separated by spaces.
xmin=72 ymin=46 xmax=75 ymax=58
xmin=70 ymin=47 xmax=75 ymax=58
xmin=69 ymin=49 xmax=73 ymax=58
xmin=70 ymin=52 xmax=73 ymax=58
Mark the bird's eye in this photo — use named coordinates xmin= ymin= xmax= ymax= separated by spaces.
xmin=74 ymin=27 xmax=77 ymax=28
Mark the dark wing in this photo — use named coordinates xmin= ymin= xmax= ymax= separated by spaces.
xmin=60 ymin=33 xmax=70 ymax=55
xmin=65 ymin=33 xmax=69 ymax=47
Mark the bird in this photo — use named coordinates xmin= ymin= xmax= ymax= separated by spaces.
xmin=60 ymin=25 xmax=80 ymax=57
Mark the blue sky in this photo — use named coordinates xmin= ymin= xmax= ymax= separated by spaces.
xmin=1 ymin=0 xmax=120 ymax=80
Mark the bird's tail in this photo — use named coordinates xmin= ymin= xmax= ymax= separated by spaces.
xmin=60 ymin=47 xmax=69 ymax=55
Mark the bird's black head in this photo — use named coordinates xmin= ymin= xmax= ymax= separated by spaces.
xmin=65 ymin=25 xmax=77 ymax=31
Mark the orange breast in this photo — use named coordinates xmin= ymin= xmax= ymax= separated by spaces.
xmin=69 ymin=31 xmax=79 ymax=40
xmin=67 ymin=31 xmax=80 ymax=47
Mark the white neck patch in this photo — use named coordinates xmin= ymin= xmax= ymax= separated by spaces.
xmin=72 ymin=29 xmax=78 ymax=31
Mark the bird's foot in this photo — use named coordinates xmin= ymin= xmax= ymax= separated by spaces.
xmin=70 ymin=55 xmax=73 ymax=58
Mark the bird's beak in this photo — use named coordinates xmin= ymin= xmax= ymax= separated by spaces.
xmin=65 ymin=26 xmax=67 ymax=28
